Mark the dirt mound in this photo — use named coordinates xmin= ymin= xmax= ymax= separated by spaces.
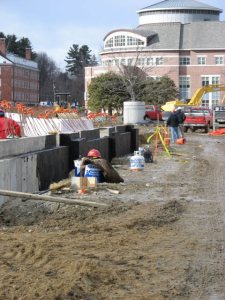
xmin=2 ymin=133 xmax=225 ymax=299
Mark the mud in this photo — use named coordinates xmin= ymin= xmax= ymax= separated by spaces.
xmin=1 ymin=128 xmax=225 ymax=299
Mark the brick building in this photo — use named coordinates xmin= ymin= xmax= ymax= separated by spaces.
xmin=85 ymin=0 xmax=225 ymax=108
xmin=0 ymin=38 xmax=39 ymax=105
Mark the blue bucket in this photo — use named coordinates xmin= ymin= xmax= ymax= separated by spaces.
xmin=84 ymin=164 xmax=103 ymax=183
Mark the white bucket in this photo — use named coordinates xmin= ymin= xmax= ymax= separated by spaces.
xmin=130 ymin=151 xmax=145 ymax=171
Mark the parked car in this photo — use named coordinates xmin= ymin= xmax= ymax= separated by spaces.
xmin=144 ymin=105 xmax=163 ymax=121
xmin=183 ymin=106 xmax=213 ymax=133
xmin=39 ymin=101 xmax=53 ymax=107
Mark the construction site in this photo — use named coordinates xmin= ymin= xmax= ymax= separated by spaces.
xmin=1 ymin=101 xmax=225 ymax=299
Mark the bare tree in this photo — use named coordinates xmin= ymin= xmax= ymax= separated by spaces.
xmin=35 ymin=52 xmax=60 ymax=101
xmin=102 ymin=48 xmax=164 ymax=101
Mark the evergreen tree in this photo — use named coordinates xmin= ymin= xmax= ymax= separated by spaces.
xmin=141 ymin=76 xmax=178 ymax=105
xmin=88 ymin=72 xmax=129 ymax=114
xmin=65 ymin=44 xmax=97 ymax=76
xmin=0 ymin=32 xmax=36 ymax=59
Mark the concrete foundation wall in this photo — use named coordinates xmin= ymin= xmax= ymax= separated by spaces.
xmin=0 ymin=135 xmax=56 ymax=159
xmin=0 ymin=125 xmax=139 ymax=197
xmin=0 ymin=146 xmax=69 ymax=193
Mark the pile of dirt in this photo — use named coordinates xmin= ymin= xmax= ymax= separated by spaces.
xmin=2 ymin=131 xmax=225 ymax=299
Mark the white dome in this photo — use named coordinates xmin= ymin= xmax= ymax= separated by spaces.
xmin=137 ymin=0 xmax=222 ymax=25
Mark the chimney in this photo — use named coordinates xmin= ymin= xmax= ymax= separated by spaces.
xmin=25 ymin=48 xmax=32 ymax=60
xmin=0 ymin=38 xmax=6 ymax=56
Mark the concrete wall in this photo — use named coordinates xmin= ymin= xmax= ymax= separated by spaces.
xmin=0 ymin=146 xmax=69 ymax=193
xmin=0 ymin=135 xmax=56 ymax=159
xmin=0 ymin=126 xmax=139 ymax=200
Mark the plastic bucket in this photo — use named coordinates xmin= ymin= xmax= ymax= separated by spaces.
xmin=176 ymin=138 xmax=186 ymax=145
xmin=164 ymin=137 xmax=170 ymax=146
xmin=84 ymin=164 xmax=103 ymax=183
xmin=74 ymin=159 xmax=81 ymax=176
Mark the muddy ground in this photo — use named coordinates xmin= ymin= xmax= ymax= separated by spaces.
xmin=1 ymin=126 xmax=225 ymax=300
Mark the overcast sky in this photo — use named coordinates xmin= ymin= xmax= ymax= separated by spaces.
xmin=0 ymin=0 xmax=224 ymax=70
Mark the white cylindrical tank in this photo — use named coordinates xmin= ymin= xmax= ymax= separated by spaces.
xmin=123 ymin=101 xmax=145 ymax=124
xmin=130 ymin=151 xmax=145 ymax=171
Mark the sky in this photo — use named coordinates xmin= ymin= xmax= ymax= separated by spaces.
xmin=0 ymin=0 xmax=224 ymax=71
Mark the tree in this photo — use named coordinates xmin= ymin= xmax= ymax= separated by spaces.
xmin=88 ymin=72 xmax=129 ymax=114
xmin=0 ymin=32 xmax=36 ymax=59
xmin=35 ymin=52 xmax=60 ymax=101
xmin=141 ymin=76 xmax=179 ymax=105
xmin=118 ymin=64 xmax=147 ymax=102
xmin=17 ymin=37 xmax=37 ymax=59
xmin=65 ymin=44 xmax=97 ymax=76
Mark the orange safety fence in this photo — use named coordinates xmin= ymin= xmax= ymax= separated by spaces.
xmin=209 ymin=128 xmax=225 ymax=136
xmin=0 ymin=100 xmax=79 ymax=119
xmin=0 ymin=100 xmax=93 ymax=137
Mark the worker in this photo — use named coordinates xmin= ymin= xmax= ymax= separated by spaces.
xmin=166 ymin=108 xmax=179 ymax=143
xmin=175 ymin=107 xmax=186 ymax=138
xmin=80 ymin=149 xmax=124 ymax=183
xmin=0 ymin=109 xmax=21 ymax=139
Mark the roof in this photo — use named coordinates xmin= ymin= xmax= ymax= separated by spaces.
xmin=6 ymin=53 xmax=38 ymax=69
xmin=104 ymin=29 xmax=151 ymax=41
xmin=181 ymin=21 xmax=225 ymax=49
xmin=136 ymin=23 xmax=182 ymax=49
xmin=138 ymin=0 xmax=222 ymax=13
xmin=102 ymin=21 xmax=225 ymax=51
xmin=138 ymin=21 xmax=225 ymax=50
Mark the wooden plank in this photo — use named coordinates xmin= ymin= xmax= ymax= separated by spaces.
xmin=0 ymin=189 xmax=107 ymax=208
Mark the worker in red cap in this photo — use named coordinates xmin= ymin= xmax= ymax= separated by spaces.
xmin=0 ymin=109 xmax=22 ymax=139
xmin=80 ymin=148 xmax=124 ymax=183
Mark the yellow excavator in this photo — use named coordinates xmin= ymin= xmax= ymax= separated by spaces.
xmin=161 ymin=84 xmax=225 ymax=111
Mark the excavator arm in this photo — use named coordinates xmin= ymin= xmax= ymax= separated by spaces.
xmin=161 ymin=84 xmax=225 ymax=111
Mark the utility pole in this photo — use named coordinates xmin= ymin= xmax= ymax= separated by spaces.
xmin=53 ymin=82 xmax=56 ymax=104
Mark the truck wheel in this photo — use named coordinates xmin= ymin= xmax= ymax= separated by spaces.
xmin=191 ymin=127 xmax=196 ymax=132
xmin=183 ymin=127 xmax=188 ymax=133
xmin=205 ymin=123 xmax=210 ymax=133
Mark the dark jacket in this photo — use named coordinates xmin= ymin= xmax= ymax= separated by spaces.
xmin=80 ymin=157 xmax=124 ymax=183
xmin=166 ymin=112 xmax=179 ymax=127
xmin=176 ymin=111 xmax=186 ymax=124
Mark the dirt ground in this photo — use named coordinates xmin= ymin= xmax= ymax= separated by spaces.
xmin=1 ymin=126 xmax=225 ymax=300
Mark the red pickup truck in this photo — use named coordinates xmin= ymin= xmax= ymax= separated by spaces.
xmin=183 ymin=106 xmax=213 ymax=133
xmin=144 ymin=105 xmax=163 ymax=121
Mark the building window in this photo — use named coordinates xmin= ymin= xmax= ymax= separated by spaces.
xmin=179 ymin=57 xmax=190 ymax=65
xmin=127 ymin=58 xmax=133 ymax=65
xmin=114 ymin=35 xmax=126 ymax=47
xmin=120 ymin=59 xmax=126 ymax=65
xmin=201 ymin=76 xmax=220 ymax=107
xmin=127 ymin=36 xmax=144 ymax=46
xmin=179 ymin=76 xmax=190 ymax=101
xmin=215 ymin=56 xmax=224 ymax=65
xmin=114 ymin=59 xmax=119 ymax=66
xmin=137 ymin=57 xmax=145 ymax=66
xmin=105 ymin=38 xmax=113 ymax=48
xmin=156 ymin=57 xmax=163 ymax=65
xmin=197 ymin=56 xmax=206 ymax=65
xmin=146 ymin=57 xmax=154 ymax=65
xmin=105 ymin=34 xmax=145 ymax=49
